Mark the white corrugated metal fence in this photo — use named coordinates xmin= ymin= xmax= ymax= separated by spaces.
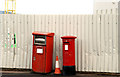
xmin=0 ymin=14 xmax=119 ymax=73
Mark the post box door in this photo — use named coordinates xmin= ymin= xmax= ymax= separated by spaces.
xmin=32 ymin=46 xmax=46 ymax=73
xmin=63 ymin=39 xmax=75 ymax=66
xmin=63 ymin=43 xmax=70 ymax=66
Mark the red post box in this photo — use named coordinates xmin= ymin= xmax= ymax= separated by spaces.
xmin=32 ymin=32 xmax=54 ymax=73
xmin=61 ymin=36 xmax=77 ymax=75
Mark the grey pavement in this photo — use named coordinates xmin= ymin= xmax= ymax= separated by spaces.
xmin=1 ymin=71 xmax=120 ymax=77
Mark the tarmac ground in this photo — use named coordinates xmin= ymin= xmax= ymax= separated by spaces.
xmin=1 ymin=71 xmax=120 ymax=77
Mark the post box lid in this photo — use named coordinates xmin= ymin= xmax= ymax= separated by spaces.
xmin=32 ymin=32 xmax=54 ymax=36
xmin=61 ymin=36 xmax=77 ymax=39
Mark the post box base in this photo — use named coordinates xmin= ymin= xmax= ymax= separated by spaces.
xmin=31 ymin=70 xmax=52 ymax=74
xmin=63 ymin=66 xmax=76 ymax=75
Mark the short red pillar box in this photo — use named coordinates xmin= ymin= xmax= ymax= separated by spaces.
xmin=32 ymin=32 xmax=54 ymax=73
xmin=61 ymin=36 xmax=77 ymax=75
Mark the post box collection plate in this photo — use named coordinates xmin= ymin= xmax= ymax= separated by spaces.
xmin=65 ymin=45 xmax=68 ymax=50
xmin=37 ymin=48 xmax=43 ymax=54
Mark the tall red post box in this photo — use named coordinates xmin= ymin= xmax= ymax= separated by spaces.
xmin=32 ymin=32 xmax=54 ymax=73
xmin=61 ymin=36 xmax=77 ymax=75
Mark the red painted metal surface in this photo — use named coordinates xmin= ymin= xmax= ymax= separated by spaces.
xmin=32 ymin=32 xmax=54 ymax=73
xmin=32 ymin=46 xmax=46 ymax=73
xmin=32 ymin=31 xmax=54 ymax=36
xmin=61 ymin=36 xmax=76 ymax=66
xmin=61 ymin=36 xmax=77 ymax=39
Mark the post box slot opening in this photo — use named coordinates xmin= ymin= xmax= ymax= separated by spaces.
xmin=34 ymin=35 xmax=46 ymax=45
xmin=63 ymin=42 xmax=69 ymax=43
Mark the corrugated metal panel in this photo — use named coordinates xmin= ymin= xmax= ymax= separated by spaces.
xmin=4 ymin=15 xmax=7 ymax=68
xmin=92 ymin=15 xmax=97 ymax=72
xmin=95 ymin=8 xmax=118 ymax=14
xmin=88 ymin=15 xmax=93 ymax=72
xmin=112 ymin=15 xmax=118 ymax=73
xmin=77 ymin=15 xmax=82 ymax=71
xmin=0 ymin=15 xmax=3 ymax=68
xmin=0 ymin=14 xmax=119 ymax=73
xmin=100 ymin=14 xmax=105 ymax=72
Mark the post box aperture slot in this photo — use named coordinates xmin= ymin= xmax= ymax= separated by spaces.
xmin=63 ymin=42 xmax=69 ymax=43
xmin=34 ymin=35 xmax=46 ymax=45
